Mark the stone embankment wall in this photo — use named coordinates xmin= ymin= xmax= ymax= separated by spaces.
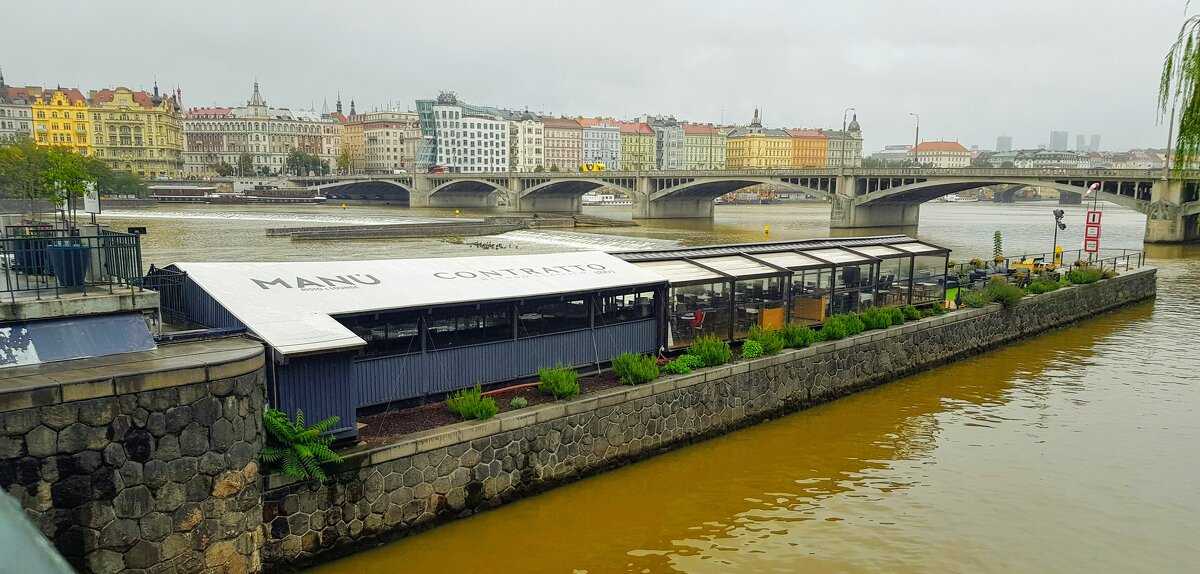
xmin=0 ymin=338 xmax=266 ymax=574
xmin=261 ymin=268 xmax=1157 ymax=569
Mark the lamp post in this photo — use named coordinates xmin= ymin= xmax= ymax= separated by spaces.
xmin=1052 ymin=208 xmax=1066 ymax=264
xmin=909 ymin=112 xmax=920 ymax=156
xmin=839 ymin=107 xmax=855 ymax=176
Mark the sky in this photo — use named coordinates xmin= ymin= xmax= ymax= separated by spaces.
xmin=3 ymin=0 xmax=1190 ymax=152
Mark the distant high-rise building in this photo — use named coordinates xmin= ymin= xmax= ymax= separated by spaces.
xmin=1076 ymin=134 xmax=1086 ymax=151
xmin=1089 ymin=134 xmax=1101 ymax=152
xmin=1049 ymin=130 xmax=1069 ymax=151
xmin=996 ymin=134 xmax=1012 ymax=152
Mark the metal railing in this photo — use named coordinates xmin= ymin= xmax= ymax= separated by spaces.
xmin=1 ymin=225 xmax=145 ymax=303
xmin=142 ymin=265 xmax=187 ymax=324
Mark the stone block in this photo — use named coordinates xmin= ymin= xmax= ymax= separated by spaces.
xmin=99 ymin=517 xmax=141 ymax=549
xmin=179 ymin=422 xmax=210 ymax=457
xmin=86 ymin=549 xmax=125 ymax=574
xmin=125 ymin=539 xmax=162 ymax=569
xmin=113 ymin=485 xmax=153 ymax=518
xmin=0 ymin=380 xmax=60 ymax=414
xmin=25 ymin=425 xmax=57 ymax=457
xmin=113 ymin=363 xmax=207 ymax=396
xmin=140 ymin=512 xmax=173 ymax=540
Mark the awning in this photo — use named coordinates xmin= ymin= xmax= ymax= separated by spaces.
xmin=751 ymin=250 xmax=827 ymax=269
xmin=631 ymin=260 xmax=724 ymax=283
xmin=807 ymin=248 xmax=876 ymax=265
xmin=890 ymin=242 xmax=947 ymax=254
xmin=172 ymin=251 xmax=667 ymax=356
xmin=693 ymin=255 xmax=784 ymax=279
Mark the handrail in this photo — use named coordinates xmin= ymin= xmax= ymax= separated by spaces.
xmin=948 ymin=248 xmax=1146 ymax=288
xmin=1 ymin=230 xmax=144 ymax=304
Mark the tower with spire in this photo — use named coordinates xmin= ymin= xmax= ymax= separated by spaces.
xmin=336 ymin=92 xmax=343 ymax=115
xmin=248 ymin=80 xmax=266 ymax=106
xmin=749 ymin=107 xmax=763 ymax=134
xmin=349 ymin=99 xmax=356 ymax=116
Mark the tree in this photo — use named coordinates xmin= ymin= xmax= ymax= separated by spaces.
xmin=970 ymin=158 xmax=994 ymax=168
xmin=40 ymin=149 xmax=95 ymax=228
xmin=237 ymin=153 xmax=254 ymax=176
xmin=549 ymin=164 xmax=560 ymax=172
xmin=212 ymin=161 xmax=235 ymax=176
xmin=0 ymin=139 xmax=51 ymax=218
xmin=336 ymin=150 xmax=351 ymax=174
xmin=1000 ymin=161 xmax=1016 ymax=168
xmin=1160 ymin=15 xmax=1200 ymax=173
xmin=533 ymin=164 xmax=545 ymax=173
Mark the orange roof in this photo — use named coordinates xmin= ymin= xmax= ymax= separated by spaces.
xmin=90 ymin=88 xmax=162 ymax=109
xmin=540 ymin=117 xmax=582 ymax=130
xmin=617 ymin=121 xmax=653 ymax=135
xmin=785 ymin=129 xmax=827 ymax=139
xmin=330 ymin=112 xmax=348 ymax=124
xmin=575 ymin=117 xmax=616 ymax=128
xmin=39 ymin=88 xmax=87 ymax=105
xmin=3 ymin=85 xmax=43 ymax=102
xmin=912 ymin=141 xmax=969 ymax=153
xmin=683 ymin=123 xmax=718 ymax=135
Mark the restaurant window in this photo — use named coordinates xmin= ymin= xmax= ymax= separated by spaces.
xmin=876 ymin=256 xmax=912 ymax=307
xmin=595 ymin=291 xmax=655 ymax=325
xmin=734 ymin=276 xmax=787 ymax=336
xmin=831 ymin=262 xmax=876 ymax=315
xmin=668 ymin=281 xmax=731 ymax=348
xmin=911 ymin=254 xmax=947 ymax=304
xmin=426 ymin=303 xmax=512 ymax=349
xmin=790 ymin=267 xmax=832 ymax=324
xmin=338 ymin=310 xmax=421 ymax=357
xmin=518 ymin=296 xmax=589 ymax=337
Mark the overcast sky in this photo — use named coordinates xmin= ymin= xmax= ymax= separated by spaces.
xmin=4 ymin=0 xmax=1189 ymax=152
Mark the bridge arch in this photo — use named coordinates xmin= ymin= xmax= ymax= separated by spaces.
xmin=519 ymin=178 xmax=637 ymax=199
xmin=853 ymin=178 xmax=1151 ymax=214
xmin=648 ymin=177 xmax=835 ymax=203
xmin=318 ymin=179 xmax=415 ymax=202
xmin=428 ymin=178 xmax=512 ymax=197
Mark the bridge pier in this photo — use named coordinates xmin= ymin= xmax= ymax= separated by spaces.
xmin=633 ymin=196 xmax=714 ymax=219
xmin=515 ymin=195 xmax=582 ymax=213
xmin=830 ymin=196 xmax=920 ymax=230
xmin=408 ymin=175 xmax=434 ymax=207
xmin=1144 ymin=180 xmax=1199 ymax=243
xmin=1058 ymin=191 xmax=1082 ymax=205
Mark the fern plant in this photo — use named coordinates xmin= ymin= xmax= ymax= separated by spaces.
xmin=260 ymin=409 xmax=343 ymax=482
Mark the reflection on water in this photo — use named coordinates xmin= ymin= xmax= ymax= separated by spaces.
xmin=96 ymin=202 xmax=1199 ymax=573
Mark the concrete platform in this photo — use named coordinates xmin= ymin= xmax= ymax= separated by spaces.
xmin=0 ymin=286 xmax=159 ymax=322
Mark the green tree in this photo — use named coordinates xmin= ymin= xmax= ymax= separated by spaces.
xmin=1160 ymin=15 xmax=1200 ymax=173
xmin=40 ymin=149 xmax=95 ymax=228
xmin=336 ymin=150 xmax=351 ymax=174
xmin=1000 ymin=161 xmax=1016 ymax=168
xmin=212 ymin=161 xmax=235 ymax=176
xmin=533 ymin=164 xmax=545 ymax=173
xmin=970 ymin=158 xmax=994 ymax=168
xmin=237 ymin=153 xmax=254 ymax=176
xmin=549 ymin=164 xmax=560 ymax=172
xmin=0 ymin=139 xmax=52 ymax=217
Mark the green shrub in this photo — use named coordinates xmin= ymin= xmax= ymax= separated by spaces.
xmin=611 ymin=352 xmax=660 ymax=385
xmin=847 ymin=313 xmax=866 ymax=335
xmin=260 ymin=409 xmax=343 ymax=481
xmin=884 ymin=306 xmax=906 ymax=326
xmin=676 ymin=354 xmax=706 ymax=369
xmin=509 ymin=396 xmax=528 ymax=408
xmin=446 ymin=385 xmax=500 ymax=420
xmin=1026 ymin=281 xmax=1053 ymax=294
xmin=819 ymin=314 xmax=859 ymax=340
xmin=931 ymin=302 xmax=947 ymax=314
xmin=1066 ymin=266 xmax=1104 ymax=284
xmin=902 ymin=305 xmax=922 ymax=321
xmin=778 ymin=323 xmax=817 ymax=348
xmin=741 ymin=339 xmax=764 ymax=359
xmin=961 ymin=289 xmax=992 ymax=308
xmin=747 ymin=325 xmax=785 ymax=355
xmin=538 ymin=364 xmax=581 ymax=399
xmin=858 ymin=307 xmax=892 ymax=330
xmin=661 ymin=358 xmax=692 ymax=375
xmin=920 ymin=306 xmax=938 ymax=317
xmin=688 ymin=335 xmax=732 ymax=366
xmin=984 ymin=279 xmax=1026 ymax=308
xmin=1102 ymin=269 xmax=1120 ymax=279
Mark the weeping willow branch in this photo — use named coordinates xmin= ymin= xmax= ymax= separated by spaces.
xmin=1160 ymin=14 xmax=1200 ymax=175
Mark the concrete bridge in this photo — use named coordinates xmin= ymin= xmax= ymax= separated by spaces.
xmin=289 ymin=168 xmax=1200 ymax=243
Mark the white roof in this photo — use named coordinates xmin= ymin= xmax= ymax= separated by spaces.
xmin=749 ymin=251 xmax=826 ymax=269
xmin=174 ymin=252 xmax=665 ymax=356
xmin=890 ymin=242 xmax=945 ymax=254
xmin=631 ymin=260 xmax=722 ymax=283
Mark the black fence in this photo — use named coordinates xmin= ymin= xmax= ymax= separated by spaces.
xmin=949 ymin=248 xmax=1146 ymax=291
xmin=142 ymin=265 xmax=187 ymax=324
xmin=1 ymin=225 xmax=145 ymax=303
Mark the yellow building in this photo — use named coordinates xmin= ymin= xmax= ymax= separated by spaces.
xmin=786 ymin=129 xmax=828 ymax=168
xmin=724 ymin=108 xmax=792 ymax=170
xmin=89 ymin=85 xmax=184 ymax=178
xmin=31 ymin=88 xmax=92 ymax=156
xmin=618 ymin=121 xmax=656 ymax=171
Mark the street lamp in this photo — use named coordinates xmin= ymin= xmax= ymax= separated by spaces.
xmin=909 ymin=112 xmax=920 ymax=153
xmin=840 ymin=107 xmax=855 ymax=175
xmin=1052 ymin=208 xmax=1066 ymax=265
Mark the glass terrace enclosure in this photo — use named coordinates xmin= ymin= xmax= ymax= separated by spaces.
xmin=613 ymin=236 xmax=950 ymax=349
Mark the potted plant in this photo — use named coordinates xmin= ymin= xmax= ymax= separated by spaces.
xmin=38 ymin=150 xmax=95 ymax=288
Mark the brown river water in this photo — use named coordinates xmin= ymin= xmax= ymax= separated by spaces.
xmin=98 ymin=201 xmax=1200 ymax=573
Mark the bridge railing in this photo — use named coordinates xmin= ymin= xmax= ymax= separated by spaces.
xmin=950 ymin=248 xmax=1146 ymax=288
xmin=291 ymin=167 xmax=1174 ymax=181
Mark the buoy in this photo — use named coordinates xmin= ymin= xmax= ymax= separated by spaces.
xmin=764 ymin=224 xmax=771 ymax=235
xmin=455 ymin=209 xmax=461 ymax=216
xmin=341 ymin=203 xmax=346 ymax=210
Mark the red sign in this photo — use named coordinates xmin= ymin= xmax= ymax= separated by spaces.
xmin=1084 ymin=210 xmax=1102 ymax=253
xmin=1084 ymin=239 xmax=1100 ymax=252
xmin=1086 ymin=211 xmax=1102 ymax=225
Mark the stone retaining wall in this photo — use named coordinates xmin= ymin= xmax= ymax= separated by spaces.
xmin=261 ymin=268 xmax=1157 ymax=570
xmin=0 ymin=338 xmax=267 ymax=574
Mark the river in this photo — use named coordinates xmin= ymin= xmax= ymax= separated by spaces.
xmin=98 ymin=201 xmax=1200 ymax=573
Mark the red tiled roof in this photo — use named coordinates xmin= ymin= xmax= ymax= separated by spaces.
xmin=39 ymin=88 xmax=87 ymax=105
xmin=541 ymin=117 xmax=582 ymax=130
xmin=330 ymin=112 xmax=348 ymax=124
xmin=3 ymin=85 xmax=43 ymax=102
xmin=912 ymin=141 xmax=969 ymax=153
xmin=617 ymin=121 xmax=653 ymax=135
xmin=575 ymin=117 xmax=609 ymax=128
xmin=683 ymin=123 xmax=718 ymax=135
xmin=785 ymin=129 xmax=827 ymax=139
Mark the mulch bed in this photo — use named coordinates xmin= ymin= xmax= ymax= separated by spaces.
xmin=357 ymin=369 xmax=628 ymax=445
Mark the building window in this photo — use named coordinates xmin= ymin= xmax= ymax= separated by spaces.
xmin=426 ymin=303 xmax=512 ymax=349
xmin=517 ymin=296 xmax=590 ymax=337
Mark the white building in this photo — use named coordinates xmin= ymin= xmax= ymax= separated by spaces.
xmin=416 ymin=92 xmax=509 ymax=173
xmin=345 ymin=110 xmax=420 ymax=173
xmin=644 ymin=115 xmax=685 ymax=170
xmin=581 ymin=119 xmax=621 ymax=170
xmin=0 ymin=76 xmax=34 ymax=142
xmin=909 ymin=141 xmax=971 ymax=168
xmin=183 ymin=82 xmax=342 ymax=176
xmin=507 ymin=111 xmax=544 ymax=172
xmin=825 ymin=115 xmax=864 ymax=168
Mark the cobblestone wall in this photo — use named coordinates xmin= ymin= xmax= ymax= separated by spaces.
xmin=261 ymin=269 xmax=1157 ymax=569
xmin=0 ymin=345 xmax=266 ymax=574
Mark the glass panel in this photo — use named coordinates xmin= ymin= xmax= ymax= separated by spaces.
xmin=694 ymin=255 xmax=776 ymax=278
xmin=807 ymin=248 xmax=872 ymax=264
xmin=751 ymin=250 xmax=824 ymax=269
xmin=733 ymin=276 xmax=787 ymax=337
xmin=517 ymin=296 xmax=590 ymax=337
xmin=912 ymin=254 xmax=947 ymax=304
xmin=875 ymin=256 xmax=912 ymax=307
xmin=854 ymin=245 xmax=904 ymax=257
xmin=340 ymin=311 xmax=421 ymax=357
xmin=789 ymin=268 xmax=831 ymax=324
xmin=668 ymin=282 xmax=731 ymax=349
xmin=891 ymin=242 xmax=944 ymax=254
xmin=427 ymin=303 xmax=512 ymax=350
xmin=632 ymin=259 xmax=721 ymax=282
xmin=595 ymin=291 xmax=655 ymax=325
xmin=830 ymin=262 xmax=876 ymax=315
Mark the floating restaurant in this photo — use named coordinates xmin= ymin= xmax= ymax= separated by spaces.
xmin=158 ymin=235 xmax=949 ymax=439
